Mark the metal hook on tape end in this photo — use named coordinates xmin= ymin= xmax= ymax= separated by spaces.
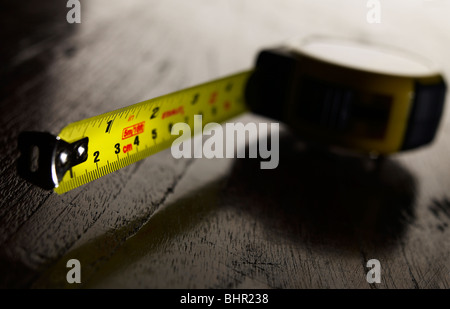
xmin=17 ymin=132 xmax=89 ymax=190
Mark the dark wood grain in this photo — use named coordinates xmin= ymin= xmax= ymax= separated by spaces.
xmin=1 ymin=0 xmax=449 ymax=289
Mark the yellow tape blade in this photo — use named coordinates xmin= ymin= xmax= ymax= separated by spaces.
xmin=54 ymin=70 xmax=252 ymax=194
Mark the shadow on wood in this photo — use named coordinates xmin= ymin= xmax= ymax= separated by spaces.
xmin=224 ymin=128 xmax=417 ymax=251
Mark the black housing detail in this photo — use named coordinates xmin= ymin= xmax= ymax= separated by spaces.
xmin=401 ymin=81 xmax=447 ymax=150
xmin=245 ymin=48 xmax=296 ymax=121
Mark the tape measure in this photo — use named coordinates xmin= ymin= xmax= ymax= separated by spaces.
xmin=18 ymin=37 xmax=447 ymax=194
xmin=18 ymin=71 xmax=251 ymax=194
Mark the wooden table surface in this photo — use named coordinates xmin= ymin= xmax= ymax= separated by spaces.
xmin=1 ymin=0 xmax=449 ymax=289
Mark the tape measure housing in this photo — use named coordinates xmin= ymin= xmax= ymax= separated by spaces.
xmin=246 ymin=41 xmax=446 ymax=155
